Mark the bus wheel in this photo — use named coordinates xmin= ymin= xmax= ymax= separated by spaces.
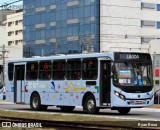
xmin=117 ymin=108 xmax=131 ymax=115
xmin=83 ymin=95 xmax=98 ymax=114
xmin=30 ymin=93 xmax=41 ymax=111
xmin=60 ymin=106 xmax=75 ymax=112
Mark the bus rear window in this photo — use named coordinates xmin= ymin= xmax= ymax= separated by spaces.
xmin=8 ymin=63 xmax=14 ymax=81
xmin=39 ymin=61 xmax=51 ymax=80
xmin=26 ymin=62 xmax=38 ymax=80
xmin=82 ymin=58 xmax=98 ymax=80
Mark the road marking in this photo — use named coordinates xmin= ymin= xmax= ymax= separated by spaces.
xmin=132 ymin=108 xmax=160 ymax=113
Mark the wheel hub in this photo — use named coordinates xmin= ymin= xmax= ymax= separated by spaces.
xmin=87 ymin=99 xmax=95 ymax=111
xmin=33 ymin=97 xmax=38 ymax=108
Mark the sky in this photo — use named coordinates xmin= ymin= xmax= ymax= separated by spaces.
xmin=0 ymin=0 xmax=23 ymax=10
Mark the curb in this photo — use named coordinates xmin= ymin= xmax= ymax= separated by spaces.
xmin=0 ymin=100 xmax=7 ymax=102
xmin=0 ymin=100 xmax=14 ymax=104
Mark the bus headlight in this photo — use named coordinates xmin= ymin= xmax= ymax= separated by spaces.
xmin=114 ymin=91 xmax=126 ymax=101
xmin=150 ymin=93 xmax=154 ymax=100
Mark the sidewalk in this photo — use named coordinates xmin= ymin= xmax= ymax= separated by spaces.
xmin=0 ymin=100 xmax=13 ymax=104
xmin=147 ymin=104 xmax=160 ymax=108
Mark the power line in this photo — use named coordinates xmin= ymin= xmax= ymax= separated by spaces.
xmin=0 ymin=0 xmax=22 ymax=8
xmin=0 ymin=0 xmax=16 ymax=5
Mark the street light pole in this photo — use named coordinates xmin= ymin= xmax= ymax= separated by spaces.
xmin=0 ymin=45 xmax=9 ymax=83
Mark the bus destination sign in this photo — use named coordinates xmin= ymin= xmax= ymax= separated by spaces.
xmin=126 ymin=54 xmax=139 ymax=60
xmin=115 ymin=53 xmax=151 ymax=61
xmin=120 ymin=54 xmax=140 ymax=60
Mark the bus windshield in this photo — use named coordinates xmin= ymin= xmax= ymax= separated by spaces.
xmin=113 ymin=62 xmax=152 ymax=87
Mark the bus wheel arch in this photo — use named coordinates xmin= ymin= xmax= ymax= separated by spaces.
xmin=30 ymin=91 xmax=48 ymax=111
xmin=117 ymin=107 xmax=131 ymax=115
xmin=82 ymin=92 xmax=99 ymax=114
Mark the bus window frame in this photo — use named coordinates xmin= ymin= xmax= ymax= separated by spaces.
xmin=66 ymin=59 xmax=81 ymax=80
xmin=52 ymin=60 xmax=66 ymax=80
xmin=82 ymin=58 xmax=98 ymax=80
xmin=8 ymin=63 xmax=14 ymax=81
xmin=26 ymin=61 xmax=38 ymax=80
xmin=38 ymin=60 xmax=52 ymax=80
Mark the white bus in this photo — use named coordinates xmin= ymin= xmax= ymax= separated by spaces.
xmin=6 ymin=52 xmax=154 ymax=114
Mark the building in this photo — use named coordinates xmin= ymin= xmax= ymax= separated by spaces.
xmin=0 ymin=10 xmax=23 ymax=67
xmin=0 ymin=9 xmax=15 ymax=25
xmin=0 ymin=9 xmax=16 ymax=47
xmin=23 ymin=0 xmax=160 ymax=57
xmin=23 ymin=0 xmax=100 ymax=57
xmin=0 ymin=25 xmax=7 ymax=46
xmin=6 ymin=9 xmax=23 ymax=47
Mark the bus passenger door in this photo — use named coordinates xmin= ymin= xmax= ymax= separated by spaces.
xmin=14 ymin=64 xmax=25 ymax=103
xmin=100 ymin=60 xmax=111 ymax=106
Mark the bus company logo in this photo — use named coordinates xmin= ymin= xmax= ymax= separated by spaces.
xmin=127 ymin=54 xmax=139 ymax=60
xmin=2 ymin=122 xmax=11 ymax=127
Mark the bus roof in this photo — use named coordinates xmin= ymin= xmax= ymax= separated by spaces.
xmin=6 ymin=52 xmax=151 ymax=63
xmin=7 ymin=52 xmax=114 ymax=63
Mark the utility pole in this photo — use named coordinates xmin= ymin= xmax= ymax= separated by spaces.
xmin=81 ymin=36 xmax=94 ymax=53
xmin=0 ymin=45 xmax=9 ymax=83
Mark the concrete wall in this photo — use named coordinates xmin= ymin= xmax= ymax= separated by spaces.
xmin=100 ymin=0 xmax=160 ymax=53
xmin=0 ymin=26 xmax=7 ymax=46
xmin=6 ymin=46 xmax=23 ymax=59
xmin=0 ymin=46 xmax=23 ymax=65
xmin=149 ymin=40 xmax=160 ymax=55
xmin=141 ymin=0 xmax=160 ymax=38
xmin=100 ymin=0 xmax=144 ymax=52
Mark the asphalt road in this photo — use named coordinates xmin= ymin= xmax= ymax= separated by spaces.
xmin=0 ymin=103 xmax=160 ymax=122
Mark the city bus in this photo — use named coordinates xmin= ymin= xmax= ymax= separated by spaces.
xmin=5 ymin=52 xmax=154 ymax=114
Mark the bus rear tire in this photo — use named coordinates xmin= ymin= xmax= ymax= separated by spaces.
xmin=30 ymin=93 xmax=48 ymax=111
xmin=117 ymin=108 xmax=131 ymax=115
xmin=83 ymin=95 xmax=98 ymax=114
xmin=60 ymin=106 xmax=75 ymax=112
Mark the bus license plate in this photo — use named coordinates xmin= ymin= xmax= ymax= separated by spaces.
xmin=135 ymin=101 xmax=142 ymax=104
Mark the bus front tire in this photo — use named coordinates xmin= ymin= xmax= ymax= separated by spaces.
xmin=83 ymin=95 xmax=99 ymax=114
xmin=117 ymin=108 xmax=131 ymax=115
xmin=30 ymin=93 xmax=48 ymax=111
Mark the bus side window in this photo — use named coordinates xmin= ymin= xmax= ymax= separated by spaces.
xmin=26 ymin=62 xmax=38 ymax=80
xmin=82 ymin=58 xmax=98 ymax=80
xmin=66 ymin=59 xmax=81 ymax=80
xmin=39 ymin=61 xmax=51 ymax=80
xmin=52 ymin=60 xmax=66 ymax=80
xmin=8 ymin=63 xmax=14 ymax=81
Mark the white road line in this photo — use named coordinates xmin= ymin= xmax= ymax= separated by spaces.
xmin=132 ymin=108 xmax=160 ymax=113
